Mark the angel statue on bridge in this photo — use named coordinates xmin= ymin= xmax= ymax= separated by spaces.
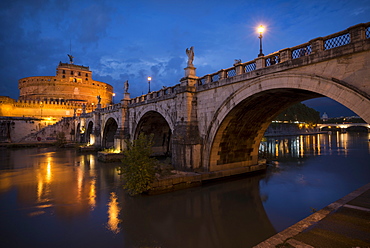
xmin=186 ymin=46 xmax=194 ymax=67
xmin=124 ymin=80 xmax=129 ymax=93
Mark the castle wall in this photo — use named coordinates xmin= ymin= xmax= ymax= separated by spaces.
xmin=18 ymin=62 xmax=113 ymax=106
xmin=0 ymin=117 xmax=55 ymax=142
xmin=0 ymin=99 xmax=95 ymax=119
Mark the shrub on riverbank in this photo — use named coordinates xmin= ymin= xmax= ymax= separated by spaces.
xmin=117 ymin=133 xmax=159 ymax=196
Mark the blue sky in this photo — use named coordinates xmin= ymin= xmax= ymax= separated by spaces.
xmin=0 ymin=0 xmax=369 ymax=117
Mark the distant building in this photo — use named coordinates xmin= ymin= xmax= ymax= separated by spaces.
xmin=0 ymin=57 xmax=114 ymax=142
xmin=0 ymin=58 xmax=114 ymax=120
xmin=321 ymin=112 xmax=328 ymax=122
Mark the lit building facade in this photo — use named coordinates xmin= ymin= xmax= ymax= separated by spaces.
xmin=0 ymin=60 xmax=114 ymax=119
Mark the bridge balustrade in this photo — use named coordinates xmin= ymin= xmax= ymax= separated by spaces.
xmin=128 ymin=85 xmax=179 ymax=105
xmin=291 ymin=43 xmax=312 ymax=59
xmin=243 ymin=61 xmax=257 ymax=72
xmin=324 ymin=32 xmax=351 ymax=50
xmin=265 ymin=54 xmax=280 ymax=67
xmin=195 ymin=22 xmax=369 ymax=87
xmin=226 ymin=68 xmax=236 ymax=77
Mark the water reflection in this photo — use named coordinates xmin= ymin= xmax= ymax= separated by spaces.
xmin=0 ymin=132 xmax=369 ymax=247
xmin=0 ymin=147 xmax=275 ymax=247
xmin=260 ymin=132 xmax=370 ymax=159
xmin=107 ymin=192 xmax=121 ymax=234
xmin=259 ymin=132 xmax=370 ymax=231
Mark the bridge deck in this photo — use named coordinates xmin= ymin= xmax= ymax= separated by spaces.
xmin=254 ymin=183 xmax=370 ymax=247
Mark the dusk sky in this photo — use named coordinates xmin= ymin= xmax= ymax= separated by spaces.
xmin=1 ymin=0 xmax=369 ymax=118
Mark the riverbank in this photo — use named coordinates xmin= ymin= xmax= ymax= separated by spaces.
xmin=0 ymin=141 xmax=77 ymax=148
xmin=149 ymin=162 xmax=267 ymax=194
xmin=254 ymin=182 xmax=370 ymax=247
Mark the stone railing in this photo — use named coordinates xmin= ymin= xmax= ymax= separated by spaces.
xmin=196 ymin=22 xmax=370 ymax=86
xmin=122 ymin=22 xmax=369 ymax=104
xmin=100 ymin=102 xmax=122 ymax=113
xmin=128 ymin=85 xmax=178 ymax=105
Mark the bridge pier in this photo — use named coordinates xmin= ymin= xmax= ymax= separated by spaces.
xmin=92 ymin=109 xmax=102 ymax=148
xmin=172 ymin=122 xmax=202 ymax=171
xmin=114 ymin=95 xmax=130 ymax=152
xmin=172 ymin=75 xmax=202 ymax=171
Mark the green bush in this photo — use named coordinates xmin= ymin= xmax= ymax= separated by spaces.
xmin=117 ymin=133 xmax=158 ymax=196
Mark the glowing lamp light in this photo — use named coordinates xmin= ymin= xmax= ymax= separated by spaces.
xmin=257 ymin=24 xmax=265 ymax=57
xmin=257 ymin=25 xmax=265 ymax=34
xmin=147 ymin=76 xmax=152 ymax=93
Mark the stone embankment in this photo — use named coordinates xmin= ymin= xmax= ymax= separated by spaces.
xmin=149 ymin=162 xmax=267 ymax=194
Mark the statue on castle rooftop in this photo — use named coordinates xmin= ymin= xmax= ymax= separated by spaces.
xmin=186 ymin=46 xmax=194 ymax=67
xmin=67 ymin=54 xmax=74 ymax=64
xmin=97 ymin=95 xmax=101 ymax=104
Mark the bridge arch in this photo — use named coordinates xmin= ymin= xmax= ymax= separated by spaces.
xmin=204 ymin=73 xmax=370 ymax=171
xmin=132 ymin=105 xmax=175 ymax=132
xmin=134 ymin=111 xmax=172 ymax=157
xmin=102 ymin=117 xmax=118 ymax=148
xmin=86 ymin=121 xmax=94 ymax=144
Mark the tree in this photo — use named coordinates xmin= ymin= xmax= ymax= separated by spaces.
xmin=276 ymin=103 xmax=320 ymax=124
xmin=117 ymin=133 xmax=158 ymax=196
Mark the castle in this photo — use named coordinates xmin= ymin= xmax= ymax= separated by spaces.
xmin=0 ymin=56 xmax=114 ymax=142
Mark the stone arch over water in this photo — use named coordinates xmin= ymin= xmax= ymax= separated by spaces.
xmin=103 ymin=117 xmax=118 ymax=148
xmin=86 ymin=121 xmax=94 ymax=144
xmin=134 ymin=111 xmax=172 ymax=157
xmin=204 ymin=73 xmax=370 ymax=171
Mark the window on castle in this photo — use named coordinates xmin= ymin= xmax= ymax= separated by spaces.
xmin=73 ymin=78 xmax=77 ymax=82
xmin=62 ymin=75 xmax=65 ymax=78
xmin=78 ymin=72 xmax=81 ymax=76
xmin=63 ymin=70 xmax=65 ymax=74
xmin=71 ymin=71 xmax=74 ymax=75
xmin=86 ymin=73 xmax=88 ymax=77
xmin=86 ymin=78 xmax=88 ymax=81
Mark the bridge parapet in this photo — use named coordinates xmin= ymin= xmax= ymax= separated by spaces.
xmin=100 ymin=102 xmax=122 ymax=114
xmin=196 ymin=22 xmax=369 ymax=86
xmin=123 ymin=23 xmax=369 ymax=106
xmin=128 ymin=85 xmax=179 ymax=106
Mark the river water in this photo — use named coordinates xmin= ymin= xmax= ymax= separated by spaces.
xmin=0 ymin=132 xmax=369 ymax=248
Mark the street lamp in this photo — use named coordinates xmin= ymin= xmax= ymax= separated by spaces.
xmin=147 ymin=76 xmax=152 ymax=93
xmin=257 ymin=25 xmax=265 ymax=57
xmin=112 ymin=93 xmax=116 ymax=104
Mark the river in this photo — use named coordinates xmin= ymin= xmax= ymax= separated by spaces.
xmin=0 ymin=132 xmax=369 ymax=247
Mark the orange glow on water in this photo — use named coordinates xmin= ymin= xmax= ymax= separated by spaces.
xmin=107 ymin=192 xmax=121 ymax=234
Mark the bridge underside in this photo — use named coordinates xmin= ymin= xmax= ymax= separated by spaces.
xmin=135 ymin=111 xmax=172 ymax=157
xmin=210 ymin=89 xmax=322 ymax=171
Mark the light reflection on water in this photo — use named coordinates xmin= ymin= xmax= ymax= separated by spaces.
xmin=259 ymin=132 xmax=370 ymax=231
xmin=0 ymin=132 xmax=369 ymax=247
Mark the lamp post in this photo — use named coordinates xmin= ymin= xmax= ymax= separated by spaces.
xmin=147 ymin=76 xmax=151 ymax=93
xmin=257 ymin=25 xmax=265 ymax=57
xmin=112 ymin=93 xmax=115 ymax=104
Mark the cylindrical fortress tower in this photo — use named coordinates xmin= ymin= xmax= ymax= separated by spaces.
xmin=18 ymin=62 xmax=113 ymax=106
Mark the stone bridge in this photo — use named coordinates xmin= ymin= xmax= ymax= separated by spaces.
xmin=317 ymin=123 xmax=370 ymax=131
xmin=77 ymin=22 xmax=370 ymax=172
